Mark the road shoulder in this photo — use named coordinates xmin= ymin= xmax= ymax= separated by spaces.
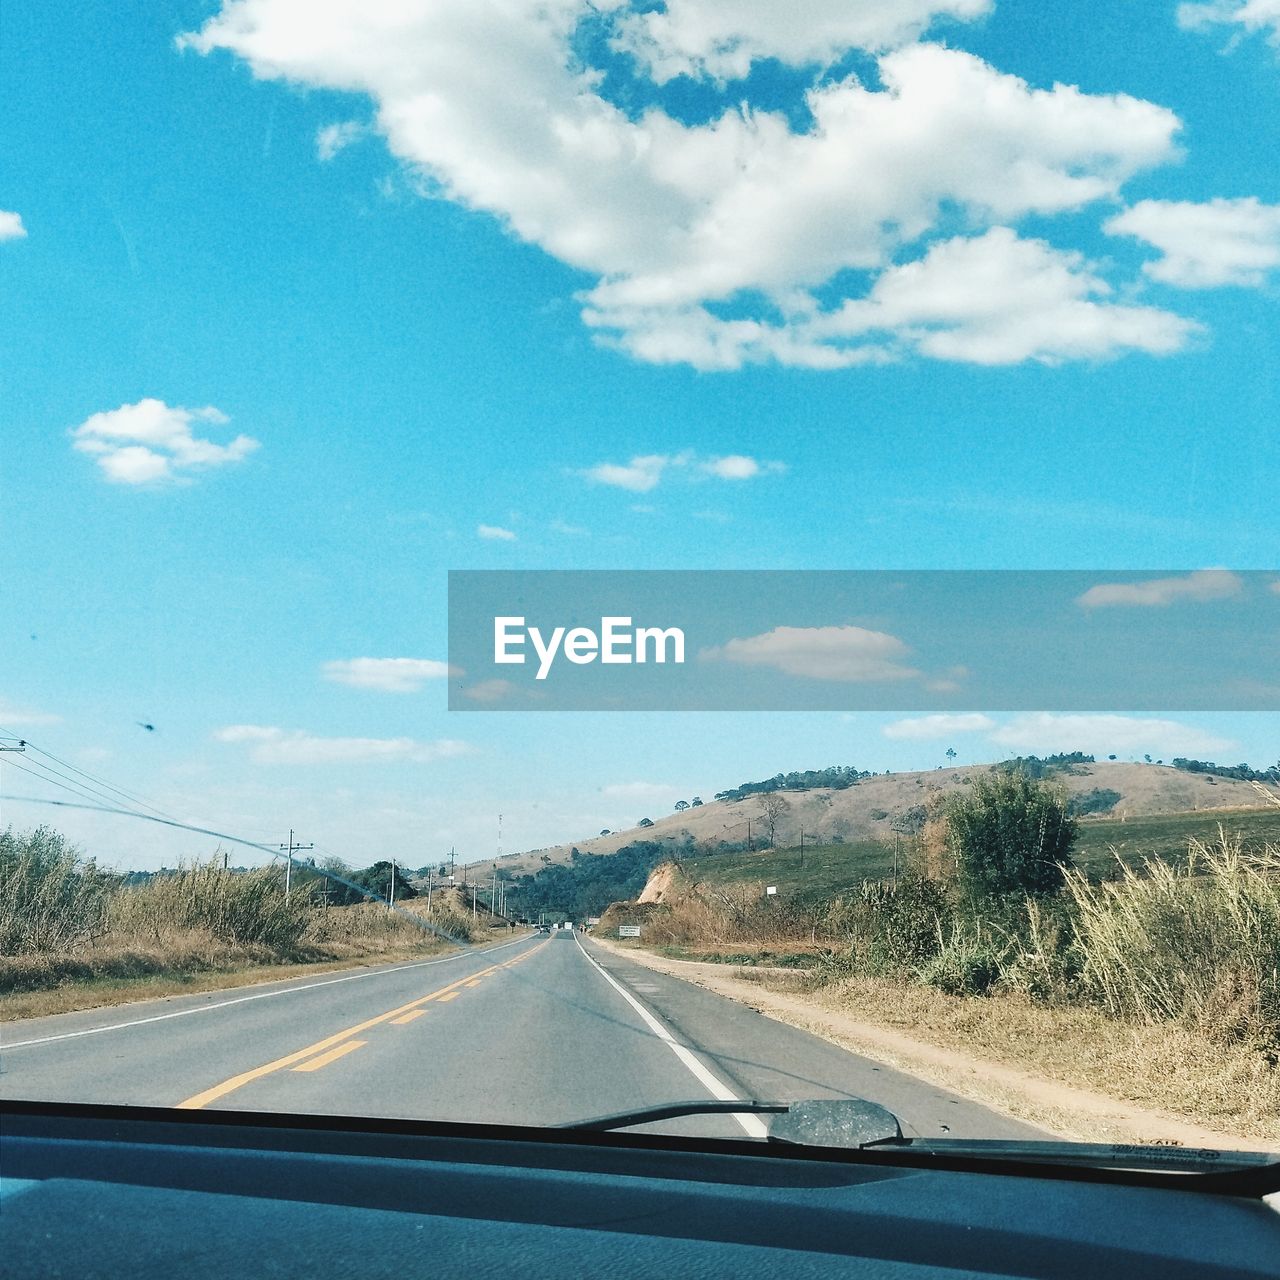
xmin=589 ymin=936 xmax=1277 ymax=1151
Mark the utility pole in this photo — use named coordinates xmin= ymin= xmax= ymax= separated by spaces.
xmin=798 ymin=827 xmax=804 ymax=869
xmin=471 ymin=883 xmax=477 ymax=919
xmin=279 ymin=829 xmax=313 ymax=901
xmin=747 ymin=818 xmax=753 ymax=852
xmin=426 ymin=866 xmax=433 ymax=913
xmin=0 ymin=739 xmax=26 ymax=832
xmin=389 ymin=856 xmax=396 ymax=910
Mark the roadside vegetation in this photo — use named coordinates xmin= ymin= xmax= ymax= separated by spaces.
xmin=594 ymin=774 xmax=1280 ymax=1140
xmin=0 ymin=827 xmax=488 ymax=1019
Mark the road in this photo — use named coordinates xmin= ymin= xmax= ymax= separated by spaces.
xmin=0 ymin=930 xmax=1043 ymax=1142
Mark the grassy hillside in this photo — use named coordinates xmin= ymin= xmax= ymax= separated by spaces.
xmin=505 ymin=761 xmax=1274 ymax=875
xmin=598 ymin=806 xmax=1280 ymax=909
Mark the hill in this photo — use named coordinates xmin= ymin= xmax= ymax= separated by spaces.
xmin=501 ymin=761 xmax=1272 ymax=875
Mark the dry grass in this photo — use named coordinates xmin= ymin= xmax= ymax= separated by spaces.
xmin=796 ymin=971 xmax=1280 ymax=1142
xmin=0 ymin=831 xmax=507 ymax=1020
xmin=1065 ymin=829 xmax=1280 ymax=1047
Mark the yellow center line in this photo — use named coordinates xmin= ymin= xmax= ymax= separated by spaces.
xmin=436 ymin=991 xmax=461 ymax=1002
xmin=292 ymin=1040 xmax=366 ymax=1073
xmin=463 ymin=978 xmax=482 ymax=987
xmin=390 ymin=1010 xmax=426 ymax=1025
xmin=175 ymin=941 xmax=547 ymax=1110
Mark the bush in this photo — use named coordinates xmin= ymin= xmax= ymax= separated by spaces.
xmin=918 ymin=928 xmax=1005 ymax=997
xmin=1068 ymin=788 xmax=1123 ymax=818
xmin=946 ymin=770 xmax=1076 ymax=905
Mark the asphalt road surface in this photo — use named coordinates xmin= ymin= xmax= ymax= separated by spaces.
xmin=0 ymin=930 xmax=1044 ymax=1142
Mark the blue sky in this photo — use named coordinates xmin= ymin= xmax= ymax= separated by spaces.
xmin=1 ymin=1 xmax=1277 ymax=870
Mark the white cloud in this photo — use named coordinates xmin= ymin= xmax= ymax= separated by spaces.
xmin=1105 ymin=198 xmax=1280 ymax=288
xmin=1178 ymin=0 xmax=1280 ymax=48
xmin=550 ymin=518 xmax=589 ymax=536
xmin=808 ymin=228 xmax=1199 ymax=365
xmin=989 ymin=713 xmax=1234 ymax=757
xmin=700 ymin=454 xmax=785 ymax=480
xmin=181 ymin=5 xmax=1186 ymax=369
xmin=581 ymin=454 xmax=673 ymax=493
xmin=1076 ymin=569 xmax=1243 ymax=609
xmin=316 ymin=120 xmax=367 ymax=160
xmin=0 ymin=699 xmax=62 ymax=727
xmin=581 ymin=451 xmax=783 ymax=490
xmin=884 ymin=713 xmax=995 ymax=739
xmin=613 ymin=0 xmax=992 ymax=83
xmin=477 ymin=523 xmax=517 ymax=541
xmin=70 ymin=398 xmax=259 ymax=485
xmin=214 ymin=724 xmax=473 ymax=765
xmin=704 ymin=624 xmax=919 ymax=682
xmin=0 ymin=211 xmax=27 ymax=241
xmin=322 ymin=658 xmax=453 ymax=692
xmin=461 ymin=679 xmax=518 ymax=704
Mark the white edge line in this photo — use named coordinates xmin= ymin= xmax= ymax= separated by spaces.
xmin=2 ymin=934 xmax=534 ymax=1052
xmin=573 ymin=934 xmax=768 ymax=1140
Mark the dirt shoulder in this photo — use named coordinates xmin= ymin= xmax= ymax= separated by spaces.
xmin=592 ymin=936 xmax=1280 ymax=1152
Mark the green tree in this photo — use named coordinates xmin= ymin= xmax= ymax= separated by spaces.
xmin=944 ymin=771 xmax=1076 ymax=904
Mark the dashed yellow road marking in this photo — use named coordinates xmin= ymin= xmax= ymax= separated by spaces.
xmin=390 ymin=1010 xmax=426 ymax=1025
xmin=292 ymin=1040 xmax=366 ymax=1072
xmin=176 ymin=939 xmax=548 ymax=1109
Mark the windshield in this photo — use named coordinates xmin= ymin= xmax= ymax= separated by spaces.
xmin=1 ymin=0 xmax=1278 ymax=1177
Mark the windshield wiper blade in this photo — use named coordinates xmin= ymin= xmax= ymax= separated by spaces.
xmin=559 ymin=1100 xmax=789 ymax=1131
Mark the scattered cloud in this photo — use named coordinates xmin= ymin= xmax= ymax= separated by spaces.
xmin=214 ymin=724 xmax=473 ymax=765
xmin=477 ymin=523 xmax=517 ymax=541
xmin=550 ymin=519 xmax=589 ymax=536
xmin=1076 ymin=569 xmax=1243 ymax=609
xmin=699 ymin=454 xmax=786 ymax=480
xmin=989 ymin=713 xmax=1234 ymax=757
xmin=316 ymin=120 xmax=367 ymax=161
xmin=70 ymin=398 xmax=259 ymax=485
xmin=322 ymin=658 xmax=453 ymax=692
xmin=703 ymin=625 xmax=920 ymax=682
xmin=613 ymin=0 xmax=993 ymax=83
xmin=804 ymin=228 xmax=1199 ymax=366
xmin=460 ymin=679 xmax=518 ymax=704
xmin=182 ymin=5 xmax=1189 ymax=369
xmin=0 ymin=211 xmax=27 ymax=241
xmin=1106 ymin=198 xmax=1280 ymax=288
xmin=884 ymin=713 xmax=995 ymax=739
xmin=0 ymin=699 xmax=62 ymax=727
xmin=1178 ymin=1 xmax=1280 ymax=50
xmin=581 ymin=451 xmax=784 ymax=491
xmin=581 ymin=454 xmax=674 ymax=493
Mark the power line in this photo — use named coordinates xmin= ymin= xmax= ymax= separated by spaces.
xmin=0 ymin=730 xmax=179 ymax=823
xmin=4 ymin=755 xmax=132 ymax=813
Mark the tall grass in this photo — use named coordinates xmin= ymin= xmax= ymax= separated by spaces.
xmin=109 ymin=860 xmax=315 ymax=951
xmin=1066 ymin=830 xmax=1280 ymax=1047
xmin=0 ymin=826 xmax=109 ymax=953
xmin=0 ymin=828 xmax=479 ymax=1002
